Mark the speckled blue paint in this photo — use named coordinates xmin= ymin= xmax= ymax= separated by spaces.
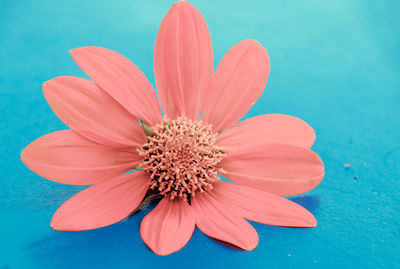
xmin=1 ymin=0 xmax=399 ymax=268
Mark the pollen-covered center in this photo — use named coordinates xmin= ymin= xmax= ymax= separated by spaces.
xmin=138 ymin=116 xmax=225 ymax=201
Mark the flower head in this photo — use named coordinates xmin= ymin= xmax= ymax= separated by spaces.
xmin=21 ymin=1 xmax=324 ymax=256
xmin=138 ymin=116 xmax=225 ymax=201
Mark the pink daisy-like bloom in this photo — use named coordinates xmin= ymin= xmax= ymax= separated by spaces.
xmin=21 ymin=1 xmax=324 ymax=256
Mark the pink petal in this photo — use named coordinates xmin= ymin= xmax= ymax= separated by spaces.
xmin=140 ymin=197 xmax=195 ymax=256
xmin=43 ymin=76 xmax=146 ymax=148
xmin=191 ymin=191 xmax=259 ymax=251
xmin=51 ymin=172 xmax=150 ymax=231
xmin=154 ymin=1 xmax=213 ymax=120
xmin=219 ymin=143 xmax=324 ymax=196
xmin=212 ymin=181 xmax=316 ymax=227
xmin=218 ymin=114 xmax=316 ymax=152
xmin=21 ymin=130 xmax=140 ymax=185
xmin=202 ymin=40 xmax=270 ymax=132
xmin=70 ymin=46 xmax=162 ymax=126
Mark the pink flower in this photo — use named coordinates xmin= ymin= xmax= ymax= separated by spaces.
xmin=21 ymin=1 xmax=324 ymax=256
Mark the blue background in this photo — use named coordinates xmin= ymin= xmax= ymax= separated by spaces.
xmin=1 ymin=0 xmax=399 ymax=268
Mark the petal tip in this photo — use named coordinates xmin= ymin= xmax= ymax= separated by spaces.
xmin=149 ymin=247 xmax=177 ymax=256
xmin=308 ymin=214 xmax=318 ymax=228
xmin=20 ymin=148 xmax=26 ymax=159
xmin=68 ymin=47 xmax=80 ymax=57
xmin=50 ymin=210 xmax=65 ymax=231
xmin=42 ymin=79 xmax=56 ymax=97
xmin=69 ymin=46 xmax=86 ymax=54
xmin=49 ymin=217 xmax=63 ymax=231
xmin=244 ymin=239 xmax=259 ymax=251
xmin=49 ymin=220 xmax=72 ymax=232
xmin=69 ymin=46 xmax=95 ymax=59
xmin=173 ymin=0 xmax=194 ymax=8
xmin=42 ymin=80 xmax=50 ymax=88
xmin=310 ymin=128 xmax=317 ymax=148
xmin=246 ymin=229 xmax=259 ymax=251
xmin=20 ymin=144 xmax=32 ymax=163
xmin=49 ymin=221 xmax=57 ymax=230
xmin=20 ymin=143 xmax=39 ymax=174
xmin=140 ymin=229 xmax=180 ymax=256
xmin=300 ymin=209 xmax=317 ymax=228
xmin=241 ymin=39 xmax=270 ymax=58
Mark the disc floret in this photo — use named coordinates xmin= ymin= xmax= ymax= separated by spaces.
xmin=138 ymin=116 xmax=225 ymax=201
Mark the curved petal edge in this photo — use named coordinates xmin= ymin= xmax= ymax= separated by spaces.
xmin=218 ymin=114 xmax=316 ymax=152
xmin=51 ymin=172 xmax=150 ymax=231
xmin=140 ymin=197 xmax=195 ymax=256
xmin=21 ymin=130 xmax=140 ymax=185
xmin=191 ymin=191 xmax=259 ymax=251
xmin=70 ymin=46 xmax=162 ymax=126
xmin=203 ymin=40 xmax=270 ymax=132
xmin=219 ymin=143 xmax=324 ymax=196
xmin=154 ymin=1 xmax=213 ymax=120
xmin=43 ymin=76 xmax=146 ymax=148
xmin=213 ymin=181 xmax=317 ymax=227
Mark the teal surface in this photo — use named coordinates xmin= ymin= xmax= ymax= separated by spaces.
xmin=1 ymin=0 xmax=399 ymax=268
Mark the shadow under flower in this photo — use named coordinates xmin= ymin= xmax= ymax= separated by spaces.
xmin=24 ymin=206 xmax=154 ymax=269
xmin=24 ymin=195 xmax=320 ymax=266
xmin=289 ymin=195 xmax=320 ymax=215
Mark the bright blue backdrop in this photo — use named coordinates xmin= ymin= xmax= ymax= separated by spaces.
xmin=1 ymin=0 xmax=399 ymax=268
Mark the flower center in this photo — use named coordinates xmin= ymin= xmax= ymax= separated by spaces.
xmin=138 ymin=116 xmax=225 ymax=201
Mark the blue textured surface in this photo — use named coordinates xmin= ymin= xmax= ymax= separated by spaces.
xmin=1 ymin=0 xmax=399 ymax=268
